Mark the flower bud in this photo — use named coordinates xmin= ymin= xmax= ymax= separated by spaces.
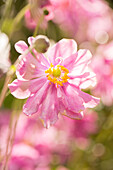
xmin=33 ymin=35 xmax=50 ymax=53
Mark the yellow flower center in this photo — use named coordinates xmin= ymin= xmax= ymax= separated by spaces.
xmin=45 ymin=63 xmax=70 ymax=87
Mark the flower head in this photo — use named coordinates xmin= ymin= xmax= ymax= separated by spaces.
xmin=9 ymin=37 xmax=99 ymax=128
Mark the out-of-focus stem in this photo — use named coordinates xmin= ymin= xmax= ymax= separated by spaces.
xmin=2 ymin=111 xmax=20 ymax=170
xmin=0 ymin=74 xmax=12 ymax=108
xmin=2 ymin=99 xmax=23 ymax=170
xmin=1 ymin=111 xmax=14 ymax=169
xmin=0 ymin=0 xmax=13 ymax=29
xmin=33 ymin=14 xmax=44 ymax=37
xmin=9 ymin=4 xmax=31 ymax=38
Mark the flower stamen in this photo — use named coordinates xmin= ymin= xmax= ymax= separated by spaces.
xmin=45 ymin=63 xmax=70 ymax=87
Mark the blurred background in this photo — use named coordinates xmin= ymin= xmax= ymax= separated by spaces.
xmin=1 ymin=0 xmax=113 ymax=170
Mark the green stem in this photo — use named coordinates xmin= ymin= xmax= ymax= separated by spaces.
xmin=2 ymin=99 xmax=23 ymax=170
xmin=2 ymin=112 xmax=20 ymax=170
xmin=9 ymin=4 xmax=31 ymax=38
xmin=0 ymin=0 xmax=13 ymax=29
xmin=33 ymin=14 xmax=44 ymax=37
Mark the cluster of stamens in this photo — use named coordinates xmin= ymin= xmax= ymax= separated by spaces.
xmin=45 ymin=63 xmax=70 ymax=87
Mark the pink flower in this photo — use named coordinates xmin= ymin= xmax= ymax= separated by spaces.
xmin=25 ymin=0 xmax=54 ymax=30
xmin=55 ymin=110 xmax=98 ymax=150
xmin=9 ymin=37 xmax=99 ymax=127
xmin=91 ymin=41 xmax=113 ymax=106
xmin=24 ymin=10 xmax=37 ymax=30
xmin=68 ymin=111 xmax=98 ymax=139
xmin=50 ymin=0 xmax=109 ymax=41
xmin=0 ymin=111 xmax=70 ymax=169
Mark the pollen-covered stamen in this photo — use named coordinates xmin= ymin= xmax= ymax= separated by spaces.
xmin=45 ymin=63 xmax=70 ymax=87
xmin=53 ymin=67 xmax=61 ymax=77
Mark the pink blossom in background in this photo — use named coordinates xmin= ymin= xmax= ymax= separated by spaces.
xmin=0 ymin=110 xmax=98 ymax=169
xmin=25 ymin=10 xmax=37 ymax=30
xmin=25 ymin=0 xmax=54 ymax=30
xmin=86 ymin=7 xmax=113 ymax=43
xmin=55 ymin=110 xmax=98 ymax=150
xmin=25 ymin=0 xmax=113 ymax=43
xmin=68 ymin=111 xmax=98 ymax=139
xmin=9 ymin=37 xmax=99 ymax=128
xmin=0 ymin=111 xmax=71 ymax=170
xmin=69 ymin=110 xmax=98 ymax=150
xmin=91 ymin=41 xmax=113 ymax=106
xmin=49 ymin=0 xmax=111 ymax=43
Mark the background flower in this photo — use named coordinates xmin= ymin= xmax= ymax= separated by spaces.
xmin=0 ymin=32 xmax=11 ymax=77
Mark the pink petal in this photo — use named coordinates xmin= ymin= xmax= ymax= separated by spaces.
xmin=69 ymin=72 xmax=90 ymax=80
xmin=16 ymin=54 xmax=47 ymax=80
xmin=75 ymin=49 xmax=92 ymax=66
xmin=47 ymin=39 xmax=77 ymax=65
xmin=15 ymin=41 xmax=28 ymax=54
xmin=8 ymin=79 xmax=30 ymax=99
xmin=39 ymin=85 xmax=58 ymax=128
xmin=70 ymin=49 xmax=92 ymax=75
xmin=79 ymin=71 xmax=97 ymax=89
xmin=78 ymin=89 xmax=100 ymax=108
xmin=28 ymin=36 xmax=35 ymax=45
xmin=29 ymin=77 xmax=47 ymax=93
xmin=58 ymin=84 xmax=85 ymax=113
xmin=69 ymin=71 xmax=96 ymax=89
xmin=62 ymin=53 xmax=78 ymax=71
xmin=23 ymin=81 xmax=49 ymax=115
xmin=62 ymin=110 xmax=84 ymax=120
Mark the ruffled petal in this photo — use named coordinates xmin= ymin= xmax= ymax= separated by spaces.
xmin=79 ymin=71 xmax=97 ymax=89
xmin=79 ymin=90 xmax=100 ymax=108
xmin=47 ymin=39 xmax=77 ymax=65
xmin=58 ymin=84 xmax=85 ymax=114
xmin=61 ymin=110 xmax=84 ymax=120
xmin=29 ymin=77 xmax=47 ymax=93
xmin=16 ymin=54 xmax=47 ymax=80
xmin=69 ymin=71 xmax=97 ymax=89
xmin=62 ymin=53 xmax=78 ymax=71
xmin=15 ymin=41 xmax=28 ymax=54
xmin=8 ymin=79 xmax=30 ymax=99
xmin=39 ymin=85 xmax=58 ymax=128
xmin=70 ymin=49 xmax=92 ymax=76
xmin=23 ymin=81 xmax=49 ymax=116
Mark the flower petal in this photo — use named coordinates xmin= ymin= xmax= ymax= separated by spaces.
xmin=47 ymin=39 xmax=77 ymax=65
xmin=69 ymin=71 xmax=97 ymax=89
xmin=70 ymin=49 xmax=92 ymax=75
xmin=16 ymin=54 xmax=47 ymax=80
xmin=15 ymin=41 xmax=28 ymax=54
xmin=8 ymin=79 xmax=30 ymax=99
xmin=29 ymin=77 xmax=47 ymax=93
xmin=39 ymin=85 xmax=58 ymax=128
xmin=58 ymin=84 xmax=85 ymax=114
xmin=23 ymin=81 xmax=49 ymax=116
xmin=62 ymin=110 xmax=84 ymax=120
xmin=28 ymin=36 xmax=35 ymax=45
xmin=77 ymin=88 xmax=100 ymax=108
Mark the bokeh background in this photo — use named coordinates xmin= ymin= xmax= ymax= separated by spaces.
xmin=1 ymin=0 xmax=113 ymax=170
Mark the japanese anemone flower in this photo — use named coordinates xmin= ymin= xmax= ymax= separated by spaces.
xmin=9 ymin=36 xmax=99 ymax=128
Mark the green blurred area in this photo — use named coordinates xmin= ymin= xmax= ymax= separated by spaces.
xmin=106 ymin=0 xmax=113 ymax=8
